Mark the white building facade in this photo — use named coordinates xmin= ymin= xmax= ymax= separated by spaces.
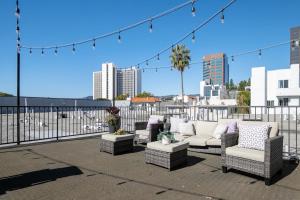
xmin=93 ymin=63 xmax=141 ymax=100
xmin=251 ymin=64 xmax=300 ymax=114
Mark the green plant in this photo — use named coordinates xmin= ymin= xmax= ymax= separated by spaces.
xmin=237 ymin=91 xmax=251 ymax=114
xmin=136 ymin=91 xmax=153 ymax=98
xmin=114 ymin=128 xmax=125 ymax=135
xmin=116 ymin=94 xmax=128 ymax=100
xmin=170 ymin=44 xmax=191 ymax=106
xmin=157 ymin=131 xmax=175 ymax=142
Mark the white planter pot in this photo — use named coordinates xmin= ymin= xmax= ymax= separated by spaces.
xmin=161 ymin=136 xmax=171 ymax=145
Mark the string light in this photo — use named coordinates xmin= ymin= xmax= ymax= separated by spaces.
xmin=118 ymin=31 xmax=121 ymax=43
xmin=15 ymin=0 xmax=20 ymax=18
xmin=258 ymin=49 xmax=262 ymax=58
xmin=146 ymin=60 xmax=149 ymax=65
xmin=156 ymin=68 xmax=158 ymax=72
xmin=29 ymin=48 xmax=32 ymax=54
xmin=21 ymin=0 xmax=200 ymax=52
xmin=142 ymin=69 xmax=145 ymax=72
xmin=149 ymin=19 xmax=153 ymax=33
xmin=220 ymin=10 xmax=225 ymax=24
xmin=93 ymin=39 xmax=96 ymax=50
xmin=231 ymin=56 xmax=234 ymax=62
xmin=41 ymin=48 xmax=44 ymax=55
xmin=192 ymin=31 xmax=196 ymax=43
xmin=72 ymin=44 xmax=75 ymax=54
xmin=55 ymin=47 xmax=58 ymax=55
xmin=157 ymin=54 xmax=160 ymax=60
xmin=191 ymin=0 xmax=196 ymax=17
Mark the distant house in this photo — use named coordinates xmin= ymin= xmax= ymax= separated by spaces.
xmin=131 ymin=97 xmax=161 ymax=107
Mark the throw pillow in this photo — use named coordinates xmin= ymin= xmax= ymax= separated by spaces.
xmin=146 ymin=117 xmax=159 ymax=130
xmin=170 ymin=117 xmax=186 ymax=133
xmin=238 ymin=124 xmax=269 ymax=151
xmin=227 ymin=121 xmax=237 ymax=134
xmin=213 ymin=124 xmax=228 ymax=139
xmin=178 ymin=122 xmax=195 ymax=136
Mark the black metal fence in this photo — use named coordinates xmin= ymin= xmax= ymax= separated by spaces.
xmin=0 ymin=105 xmax=299 ymax=159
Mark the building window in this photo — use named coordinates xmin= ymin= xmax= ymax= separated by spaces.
xmin=278 ymin=98 xmax=289 ymax=106
xmin=278 ymin=80 xmax=288 ymax=88
xmin=267 ymin=100 xmax=274 ymax=107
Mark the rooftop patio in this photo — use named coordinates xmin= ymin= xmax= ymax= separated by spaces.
xmin=0 ymin=136 xmax=299 ymax=200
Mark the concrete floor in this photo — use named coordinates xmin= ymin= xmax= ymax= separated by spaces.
xmin=0 ymin=137 xmax=300 ymax=200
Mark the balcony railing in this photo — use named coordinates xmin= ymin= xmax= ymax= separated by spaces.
xmin=0 ymin=105 xmax=299 ymax=159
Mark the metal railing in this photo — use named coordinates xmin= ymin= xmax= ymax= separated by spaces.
xmin=0 ymin=105 xmax=299 ymax=159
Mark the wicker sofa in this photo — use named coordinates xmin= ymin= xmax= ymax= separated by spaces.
xmin=134 ymin=115 xmax=164 ymax=144
xmin=166 ymin=119 xmax=241 ymax=154
xmin=221 ymin=121 xmax=283 ymax=186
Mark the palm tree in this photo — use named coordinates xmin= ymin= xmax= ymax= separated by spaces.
xmin=170 ymin=44 xmax=191 ymax=106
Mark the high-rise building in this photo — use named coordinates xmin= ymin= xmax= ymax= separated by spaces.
xmin=117 ymin=67 xmax=141 ymax=98
xmin=92 ymin=71 xmax=102 ymax=100
xmin=93 ymin=63 xmax=141 ymax=100
xmin=202 ymin=53 xmax=229 ymax=85
xmin=290 ymin=26 xmax=300 ymax=65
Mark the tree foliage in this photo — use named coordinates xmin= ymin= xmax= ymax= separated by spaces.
xmin=237 ymin=91 xmax=251 ymax=113
xmin=136 ymin=91 xmax=153 ymax=98
xmin=116 ymin=94 xmax=128 ymax=100
xmin=169 ymin=44 xmax=191 ymax=103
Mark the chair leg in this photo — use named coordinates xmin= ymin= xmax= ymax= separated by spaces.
xmin=265 ymin=178 xmax=271 ymax=186
xmin=222 ymin=166 xmax=227 ymax=173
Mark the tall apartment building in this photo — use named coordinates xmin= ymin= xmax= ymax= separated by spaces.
xmin=93 ymin=63 xmax=141 ymax=100
xmin=290 ymin=26 xmax=300 ymax=65
xmin=117 ymin=68 xmax=141 ymax=98
xmin=202 ymin=53 xmax=229 ymax=85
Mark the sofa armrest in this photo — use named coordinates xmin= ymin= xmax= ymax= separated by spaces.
xmin=221 ymin=133 xmax=239 ymax=165
xmin=264 ymin=135 xmax=283 ymax=178
xmin=149 ymin=123 xmax=164 ymax=142
xmin=134 ymin=122 xmax=148 ymax=130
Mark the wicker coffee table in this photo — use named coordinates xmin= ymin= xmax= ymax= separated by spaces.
xmin=100 ymin=133 xmax=135 ymax=155
xmin=145 ymin=141 xmax=189 ymax=171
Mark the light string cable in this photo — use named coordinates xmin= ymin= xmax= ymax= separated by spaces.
xmin=129 ymin=0 xmax=237 ymax=69
xmin=136 ymin=38 xmax=299 ymax=72
xmin=20 ymin=0 xmax=199 ymax=51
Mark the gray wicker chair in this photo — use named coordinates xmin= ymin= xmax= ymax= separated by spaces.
xmin=221 ymin=124 xmax=283 ymax=186
xmin=134 ymin=122 xmax=164 ymax=144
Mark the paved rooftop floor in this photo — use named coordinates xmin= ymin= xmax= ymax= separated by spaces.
xmin=0 ymin=137 xmax=299 ymax=200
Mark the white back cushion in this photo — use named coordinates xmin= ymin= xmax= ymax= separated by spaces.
xmin=238 ymin=124 xmax=269 ymax=151
xmin=150 ymin=115 xmax=164 ymax=122
xmin=178 ymin=122 xmax=195 ymax=136
xmin=239 ymin=121 xmax=279 ymax=138
xmin=212 ymin=124 xmax=228 ymax=139
xmin=192 ymin=121 xmax=218 ymax=137
xmin=170 ymin=117 xmax=186 ymax=132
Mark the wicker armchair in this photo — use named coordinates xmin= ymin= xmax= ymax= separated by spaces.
xmin=221 ymin=124 xmax=283 ymax=186
xmin=134 ymin=122 xmax=164 ymax=144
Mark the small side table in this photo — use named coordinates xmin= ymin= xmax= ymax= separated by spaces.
xmin=100 ymin=134 xmax=135 ymax=155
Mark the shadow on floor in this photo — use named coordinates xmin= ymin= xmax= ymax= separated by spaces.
xmin=227 ymin=160 xmax=299 ymax=186
xmin=0 ymin=166 xmax=83 ymax=195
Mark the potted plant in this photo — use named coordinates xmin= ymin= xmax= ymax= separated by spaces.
xmin=114 ymin=128 xmax=125 ymax=135
xmin=157 ymin=131 xmax=175 ymax=145
xmin=105 ymin=106 xmax=121 ymax=133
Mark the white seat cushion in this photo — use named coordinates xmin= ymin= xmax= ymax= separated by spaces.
xmin=226 ymin=145 xmax=264 ymax=162
xmin=184 ymin=135 xmax=212 ymax=146
xmin=173 ymin=132 xmax=190 ymax=142
xmin=147 ymin=141 xmax=189 ymax=153
xmin=135 ymin=129 xmax=149 ymax=136
xmin=102 ymin=134 xmax=135 ymax=142
xmin=206 ymin=138 xmax=221 ymax=146
xmin=192 ymin=121 xmax=218 ymax=137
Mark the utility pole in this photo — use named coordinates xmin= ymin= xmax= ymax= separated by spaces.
xmin=16 ymin=0 xmax=21 ymax=145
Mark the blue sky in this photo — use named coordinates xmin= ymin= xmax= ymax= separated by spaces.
xmin=0 ymin=0 xmax=299 ymax=98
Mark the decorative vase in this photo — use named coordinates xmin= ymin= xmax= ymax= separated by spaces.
xmin=161 ymin=135 xmax=171 ymax=145
xmin=108 ymin=125 xmax=116 ymax=133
